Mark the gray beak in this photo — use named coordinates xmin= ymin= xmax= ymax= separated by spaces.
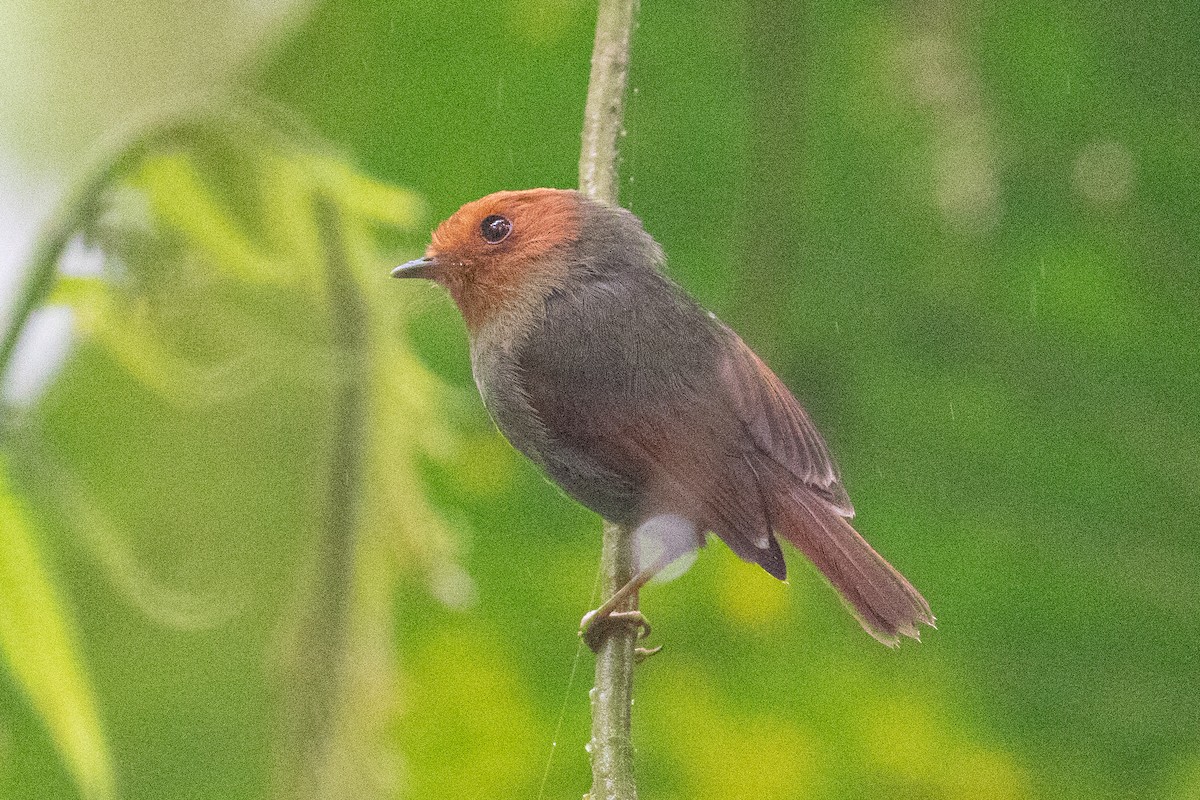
xmin=391 ymin=256 xmax=435 ymax=279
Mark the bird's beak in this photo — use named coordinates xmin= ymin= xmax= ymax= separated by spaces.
xmin=391 ymin=256 xmax=436 ymax=279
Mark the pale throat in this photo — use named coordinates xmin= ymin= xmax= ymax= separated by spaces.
xmin=454 ymin=254 xmax=569 ymax=341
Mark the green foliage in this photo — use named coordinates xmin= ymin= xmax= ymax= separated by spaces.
xmin=0 ymin=459 xmax=113 ymax=800
xmin=1 ymin=109 xmax=461 ymax=799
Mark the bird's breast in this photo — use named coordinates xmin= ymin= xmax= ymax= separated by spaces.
xmin=470 ymin=325 xmax=548 ymax=464
xmin=468 ymin=300 xmax=647 ymax=524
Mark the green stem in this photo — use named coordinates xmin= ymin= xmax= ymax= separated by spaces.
xmin=739 ymin=0 xmax=806 ymax=358
xmin=578 ymin=1 xmax=640 ymax=798
xmin=273 ymin=193 xmax=371 ymax=800
xmin=0 ymin=110 xmax=291 ymax=426
xmin=579 ymin=0 xmax=639 ymax=205
xmin=586 ymin=523 xmax=639 ymax=800
xmin=0 ymin=141 xmax=151 ymax=411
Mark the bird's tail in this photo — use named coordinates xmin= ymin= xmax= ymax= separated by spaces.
xmin=771 ymin=487 xmax=934 ymax=646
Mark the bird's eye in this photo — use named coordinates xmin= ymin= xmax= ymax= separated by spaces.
xmin=480 ymin=214 xmax=513 ymax=244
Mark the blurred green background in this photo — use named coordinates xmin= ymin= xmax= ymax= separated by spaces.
xmin=1 ymin=1 xmax=1198 ymax=799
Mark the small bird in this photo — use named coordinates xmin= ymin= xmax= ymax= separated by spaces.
xmin=392 ymin=188 xmax=933 ymax=647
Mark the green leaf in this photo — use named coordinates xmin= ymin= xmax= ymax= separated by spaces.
xmin=305 ymin=155 xmax=425 ymax=229
xmin=130 ymin=154 xmax=283 ymax=285
xmin=0 ymin=458 xmax=115 ymax=800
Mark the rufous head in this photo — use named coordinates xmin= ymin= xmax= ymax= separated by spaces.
xmin=392 ymin=188 xmax=582 ymax=330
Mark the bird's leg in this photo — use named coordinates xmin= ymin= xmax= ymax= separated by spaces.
xmin=579 ymin=559 xmax=666 ymax=653
xmin=579 ymin=514 xmax=700 ymax=655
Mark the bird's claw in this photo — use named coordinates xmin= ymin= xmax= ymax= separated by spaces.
xmin=579 ymin=609 xmax=653 ymax=653
xmin=634 ymin=645 xmax=663 ymax=663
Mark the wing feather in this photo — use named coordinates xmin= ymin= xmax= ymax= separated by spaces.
xmin=513 ymin=289 xmax=785 ymax=576
xmin=715 ymin=330 xmax=854 ymax=516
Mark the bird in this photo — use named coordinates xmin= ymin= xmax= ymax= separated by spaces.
xmin=391 ymin=188 xmax=934 ymax=648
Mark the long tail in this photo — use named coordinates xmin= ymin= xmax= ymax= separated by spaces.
xmin=772 ymin=487 xmax=934 ymax=646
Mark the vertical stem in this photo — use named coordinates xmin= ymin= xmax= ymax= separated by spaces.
xmin=579 ymin=0 xmax=638 ymax=204
xmin=0 ymin=141 xmax=150 ymax=421
xmin=273 ymin=193 xmax=370 ymax=800
xmin=586 ymin=522 xmax=639 ymax=800
xmin=740 ymin=0 xmax=805 ymax=358
xmin=578 ymin=1 xmax=639 ymax=798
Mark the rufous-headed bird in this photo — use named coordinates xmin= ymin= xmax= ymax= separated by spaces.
xmin=392 ymin=189 xmax=933 ymax=648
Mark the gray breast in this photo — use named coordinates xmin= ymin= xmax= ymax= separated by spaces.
xmin=468 ymin=198 xmax=720 ymax=526
xmin=475 ymin=327 xmax=644 ymax=524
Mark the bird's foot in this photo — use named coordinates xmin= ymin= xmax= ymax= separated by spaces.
xmin=579 ymin=608 xmax=653 ymax=653
xmin=634 ymin=644 xmax=663 ymax=663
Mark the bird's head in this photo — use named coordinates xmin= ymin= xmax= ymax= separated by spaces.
xmin=392 ymin=188 xmax=583 ymax=331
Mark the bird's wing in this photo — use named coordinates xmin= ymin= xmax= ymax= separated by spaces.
xmin=713 ymin=328 xmax=854 ymax=516
xmin=714 ymin=328 xmax=934 ymax=645
xmin=519 ymin=296 xmax=929 ymax=643
xmin=514 ymin=285 xmax=787 ymax=575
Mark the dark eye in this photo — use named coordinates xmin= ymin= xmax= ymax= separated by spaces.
xmin=480 ymin=214 xmax=513 ymax=244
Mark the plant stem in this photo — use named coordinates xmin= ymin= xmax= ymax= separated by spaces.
xmin=578 ymin=1 xmax=640 ymax=798
xmin=739 ymin=0 xmax=805 ymax=358
xmin=586 ymin=522 xmax=639 ymax=800
xmin=0 ymin=111 xmax=288 ymax=428
xmin=273 ymin=193 xmax=370 ymax=800
xmin=0 ymin=142 xmax=150 ymax=416
xmin=579 ymin=0 xmax=638 ymax=205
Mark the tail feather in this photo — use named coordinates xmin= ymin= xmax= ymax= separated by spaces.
xmin=773 ymin=488 xmax=934 ymax=646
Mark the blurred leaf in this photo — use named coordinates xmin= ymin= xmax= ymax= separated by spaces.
xmin=307 ymin=155 xmax=425 ymax=229
xmin=131 ymin=153 xmax=286 ymax=285
xmin=108 ymin=130 xmax=462 ymax=800
xmin=6 ymin=106 xmax=465 ymax=800
xmin=0 ymin=456 xmax=114 ymax=800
